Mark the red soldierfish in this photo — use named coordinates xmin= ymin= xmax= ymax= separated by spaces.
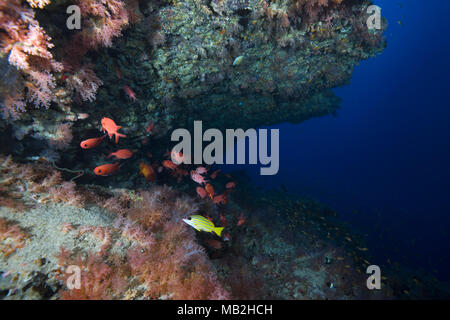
xmin=162 ymin=160 xmax=178 ymax=170
xmin=80 ymin=135 xmax=106 ymax=149
xmin=123 ymin=85 xmax=137 ymax=101
xmin=101 ymin=117 xmax=126 ymax=144
xmin=196 ymin=186 xmax=207 ymax=199
xmin=210 ymin=169 xmax=221 ymax=179
xmin=191 ymin=170 xmax=208 ymax=185
xmin=237 ymin=213 xmax=246 ymax=227
xmin=219 ymin=213 xmax=228 ymax=227
xmin=94 ymin=162 xmax=121 ymax=176
xmin=212 ymin=193 xmax=228 ymax=205
xmin=226 ymin=181 xmax=236 ymax=189
xmin=106 ymin=149 xmax=134 ymax=160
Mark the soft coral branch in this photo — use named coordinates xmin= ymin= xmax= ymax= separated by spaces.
xmin=0 ymin=0 xmax=61 ymax=118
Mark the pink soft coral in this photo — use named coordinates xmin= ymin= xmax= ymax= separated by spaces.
xmin=71 ymin=0 xmax=130 ymax=52
xmin=0 ymin=0 xmax=61 ymax=118
xmin=26 ymin=0 xmax=51 ymax=9
xmin=1 ymin=93 xmax=26 ymax=120
xmin=65 ymin=65 xmax=104 ymax=103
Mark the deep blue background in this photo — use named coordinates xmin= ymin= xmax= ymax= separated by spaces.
xmin=222 ymin=1 xmax=450 ymax=281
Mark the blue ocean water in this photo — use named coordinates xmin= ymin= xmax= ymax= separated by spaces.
xmin=224 ymin=1 xmax=450 ymax=281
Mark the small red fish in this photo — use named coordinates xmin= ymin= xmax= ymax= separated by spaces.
xmin=162 ymin=159 xmax=177 ymax=170
xmin=145 ymin=121 xmax=155 ymax=133
xmin=196 ymin=186 xmax=207 ymax=199
xmin=210 ymin=169 xmax=221 ymax=179
xmin=196 ymin=167 xmax=208 ymax=175
xmin=191 ymin=170 xmax=208 ymax=185
xmin=237 ymin=213 xmax=246 ymax=227
xmin=219 ymin=213 xmax=228 ymax=227
xmin=226 ymin=181 xmax=236 ymax=189
xmin=213 ymin=193 xmax=228 ymax=205
xmin=101 ymin=117 xmax=126 ymax=143
xmin=123 ymin=85 xmax=137 ymax=101
xmin=107 ymin=149 xmax=133 ymax=160
xmin=94 ymin=162 xmax=121 ymax=176
xmin=80 ymin=135 xmax=106 ymax=149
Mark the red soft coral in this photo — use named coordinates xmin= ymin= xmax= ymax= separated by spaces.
xmin=0 ymin=218 xmax=29 ymax=257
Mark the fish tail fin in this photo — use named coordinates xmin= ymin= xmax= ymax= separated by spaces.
xmin=115 ymin=133 xmax=126 ymax=144
xmin=213 ymin=227 xmax=224 ymax=237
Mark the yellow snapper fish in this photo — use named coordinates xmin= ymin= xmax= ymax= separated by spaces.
xmin=183 ymin=215 xmax=224 ymax=236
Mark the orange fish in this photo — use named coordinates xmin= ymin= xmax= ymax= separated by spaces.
xmin=196 ymin=186 xmax=207 ymax=199
xmin=226 ymin=181 xmax=236 ymax=189
xmin=107 ymin=149 xmax=133 ymax=159
xmin=162 ymin=159 xmax=177 ymax=170
xmin=123 ymin=85 xmax=137 ymax=101
xmin=139 ymin=162 xmax=156 ymax=182
xmin=94 ymin=162 xmax=121 ymax=176
xmin=205 ymin=183 xmax=215 ymax=199
xmin=210 ymin=169 xmax=221 ymax=179
xmin=80 ymin=135 xmax=106 ymax=149
xmin=101 ymin=117 xmax=126 ymax=143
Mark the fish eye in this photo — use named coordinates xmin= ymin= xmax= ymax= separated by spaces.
xmin=98 ymin=170 xmax=102 ymax=173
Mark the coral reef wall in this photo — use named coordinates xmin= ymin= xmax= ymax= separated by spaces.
xmin=94 ymin=0 xmax=386 ymax=132
xmin=0 ymin=0 xmax=385 ymax=160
